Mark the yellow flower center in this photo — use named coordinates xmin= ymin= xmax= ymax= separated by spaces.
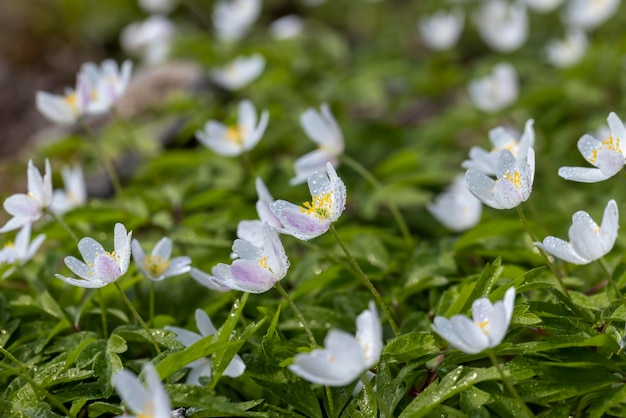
xmin=477 ymin=319 xmax=490 ymax=335
xmin=64 ymin=92 xmax=79 ymax=111
xmin=503 ymin=170 xmax=522 ymax=189
xmin=137 ymin=404 xmax=153 ymax=418
xmin=3 ymin=241 xmax=14 ymax=249
xmin=300 ymin=191 xmax=334 ymax=220
xmin=590 ymin=135 xmax=622 ymax=163
xmin=492 ymin=140 xmax=518 ymax=156
xmin=225 ymin=125 xmax=246 ymax=145
xmin=259 ymin=255 xmax=268 ymax=269
xmin=142 ymin=255 xmax=171 ymax=278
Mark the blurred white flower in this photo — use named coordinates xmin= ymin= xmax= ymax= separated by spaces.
xmin=36 ymin=77 xmax=90 ymax=125
xmin=213 ymin=0 xmax=262 ymax=42
xmin=475 ymin=0 xmax=528 ymax=52
xmin=112 ymin=363 xmax=172 ymax=418
xmin=132 ymin=237 xmax=191 ymax=281
xmin=535 ymin=200 xmax=618 ymax=265
xmin=468 ymin=63 xmax=518 ymax=113
xmin=211 ymin=54 xmax=265 ymax=90
xmin=427 ymin=175 xmax=482 ymax=232
xmin=291 ymin=103 xmax=344 ymax=185
xmin=270 ymin=15 xmax=304 ymax=40
xmin=196 ymin=100 xmax=269 ymax=157
xmin=418 ymin=10 xmax=464 ymax=51
xmin=558 ymin=112 xmax=626 ymax=183
xmin=121 ymin=16 xmax=175 ymax=66
xmin=289 ymin=301 xmax=382 ymax=386
xmin=0 ymin=224 xmax=45 ymax=267
xmin=138 ymin=0 xmax=178 ymax=14
xmin=545 ymin=29 xmax=588 ymax=68
xmin=0 ymin=159 xmax=53 ymax=233
xmin=563 ymin=0 xmax=620 ymax=30
xmin=432 ymin=287 xmax=516 ymax=354
xmin=165 ymin=309 xmax=246 ymax=385
xmin=50 ymin=165 xmax=87 ymax=215
xmin=79 ymin=60 xmax=133 ymax=115
xmin=523 ymin=0 xmax=564 ymax=12
xmin=55 ymin=223 xmax=132 ymax=288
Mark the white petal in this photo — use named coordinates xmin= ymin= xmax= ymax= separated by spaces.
xmin=55 ymin=273 xmax=106 ymax=288
xmin=450 ymin=315 xmax=489 ymax=354
xmin=535 ymin=237 xmax=589 ymax=264
xmin=114 ymin=223 xmax=132 ymax=274
xmin=599 ymin=199 xmax=619 ymax=254
xmin=64 ymin=256 xmax=94 ymax=280
xmin=432 ymin=316 xmax=475 ymax=354
xmin=223 ymin=354 xmax=246 ymax=378
xmin=152 ymin=237 xmax=172 ymax=259
xmin=112 ymin=369 xmax=150 ymax=414
xmin=195 ymin=309 xmax=218 ymax=337
xmin=558 ymin=166 xmax=610 ymax=183
xmin=464 ymin=170 xmax=501 ymax=209
xmin=143 ymin=363 xmax=171 ymax=416
xmin=78 ymin=237 xmax=106 ymax=265
xmin=355 ymin=301 xmax=382 ymax=368
xmin=165 ymin=326 xmax=202 ymax=348
xmin=608 ymin=112 xmax=626 ymax=142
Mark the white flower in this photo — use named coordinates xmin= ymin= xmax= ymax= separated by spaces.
xmin=462 ymin=119 xmax=535 ymax=176
xmin=558 ymin=112 xmax=626 ymax=183
xmin=289 ymin=301 xmax=382 ymax=386
xmin=291 ymin=104 xmax=344 ymax=186
xmin=36 ymin=77 xmax=90 ymax=125
xmin=196 ymin=100 xmax=269 ymax=157
xmin=80 ymin=60 xmax=133 ymax=115
xmin=270 ymin=15 xmax=304 ymax=40
xmin=0 ymin=159 xmax=53 ymax=233
xmin=475 ymin=0 xmax=528 ymax=52
xmin=235 ymin=177 xmax=284 ymax=249
xmin=121 ymin=16 xmax=175 ymax=66
xmin=190 ymin=266 xmax=232 ymax=292
xmin=55 ymin=223 xmax=132 ymax=288
xmin=468 ymin=63 xmax=518 ymax=113
xmin=427 ymin=175 xmax=482 ymax=232
xmin=545 ymin=29 xmax=588 ymax=68
xmin=563 ymin=0 xmax=620 ymax=30
xmin=0 ymin=224 xmax=45 ymax=266
xmin=418 ymin=10 xmax=464 ymax=51
xmin=273 ymin=163 xmax=347 ymax=240
xmin=165 ymin=309 xmax=246 ymax=385
xmin=132 ymin=237 xmax=191 ymax=281
xmin=112 ymin=363 xmax=172 ymax=418
xmin=465 ymin=147 xmax=535 ymax=210
xmin=535 ymin=200 xmax=618 ymax=265
xmin=523 ymin=0 xmax=564 ymax=12
xmin=211 ymin=54 xmax=265 ymax=91
xmin=432 ymin=287 xmax=516 ymax=354
xmin=138 ymin=0 xmax=178 ymax=14
xmin=213 ymin=0 xmax=262 ymax=42
xmin=50 ymin=165 xmax=87 ymax=215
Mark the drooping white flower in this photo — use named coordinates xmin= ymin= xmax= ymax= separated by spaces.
xmin=0 ymin=224 xmax=46 ymax=266
xmin=79 ymin=60 xmax=133 ymax=115
xmin=545 ymin=29 xmax=588 ymax=68
xmin=291 ymin=104 xmax=344 ymax=186
xmin=132 ymin=237 xmax=191 ymax=281
xmin=50 ymin=165 xmax=87 ymax=215
xmin=523 ymin=0 xmax=564 ymax=13
xmin=112 ymin=363 xmax=172 ymax=418
xmin=211 ymin=54 xmax=265 ymax=91
xmin=165 ymin=309 xmax=246 ymax=385
xmin=432 ymin=287 xmax=516 ymax=354
xmin=55 ymin=223 xmax=132 ymax=288
xmin=468 ymin=63 xmax=518 ymax=113
xmin=121 ymin=16 xmax=175 ymax=66
xmin=558 ymin=112 xmax=626 ymax=183
xmin=138 ymin=0 xmax=178 ymax=14
xmin=272 ymin=163 xmax=347 ymax=240
xmin=36 ymin=77 xmax=90 ymax=125
xmin=462 ymin=119 xmax=535 ymax=176
xmin=289 ymin=301 xmax=382 ymax=386
xmin=427 ymin=175 xmax=482 ymax=232
xmin=0 ymin=159 xmax=53 ymax=233
xmin=235 ymin=177 xmax=284 ymax=249
xmin=418 ymin=10 xmax=464 ymax=51
xmin=475 ymin=0 xmax=528 ymax=52
xmin=196 ymin=100 xmax=269 ymax=157
xmin=535 ymin=200 xmax=618 ymax=265
xmin=269 ymin=15 xmax=304 ymax=40
xmin=213 ymin=0 xmax=262 ymax=42
xmin=563 ymin=0 xmax=620 ymax=30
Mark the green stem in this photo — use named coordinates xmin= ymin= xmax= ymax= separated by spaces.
xmin=98 ymin=289 xmax=108 ymax=338
xmin=274 ymin=281 xmax=317 ymax=346
xmin=360 ymin=372 xmax=392 ymax=418
xmin=113 ymin=282 xmax=161 ymax=355
xmin=516 ymin=205 xmax=571 ymax=300
xmin=329 ymin=225 xmax=400 ymax=337
xmin=342 ymin=155 xmax=414 ymax=248
xmin=325 ymin=386 xmax=336 ymax=418
xmin=149 ymin=281 xmax=155 ymax=327
xmin=597 ymin=258 xmax=624 ymax=299
xmin=486 ymin=349 xmax=534 ymax=418
xmin=79 ymin=118 xmax=123 ymax=197
xmin=47 ymin=209 xmax=79 ymax=243
xmin=240 ymin=152 xmax=257 ymax=179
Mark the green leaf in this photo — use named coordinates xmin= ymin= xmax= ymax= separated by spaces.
xmin=382 ymin=332 xmax=439 ymax=363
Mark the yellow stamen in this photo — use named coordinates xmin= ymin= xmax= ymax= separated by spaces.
xmin=590 ymin=135 xmax=622 ymax=163
xmin=142 ymin=255 xmax=171 ymax=278
xmin=299 ymin=191 xmax=334 ymax=219
xmin=477 ymin=320 xmax=490 ymax=335
xmin=503 ymin=170 xmax=522 ymax=189
xmin=3 ymin=241 xmax=14 ymax=249
xmin=64 ymin=93 xmax=78 ymax=111
xmin=224 ymin=125 xmax=246 ymax=145
xmin=137 ymin=404 xmax=153 ymax=418
xmin=259 ymin=255 xmax=268 ymax=270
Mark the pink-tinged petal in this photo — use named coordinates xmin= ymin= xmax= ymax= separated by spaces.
xmin=152 ymin=237 xmax=172 ymax=259
xmin=558 ymin=166 xmax=610 ymax=183
xmin=229 ymin=259 xmax=277 ymax=293
xmin=190 ymin=267 xmax=230 ymax=292
xmin=112 ymin=369 xmax=150 ymax=414
xmin=195 ymin=309 xmax=218 ymax=337
xmin=491 ymin=179 xmax=523 ymax=209
xmin=535 ymin=237 xmax=589 ymax=264
xmin=450 ymin=315 xmax=489 ymax=354
xmin=600 ymin=199 xmax=619 ymax=254
xmin=94 ymin=254 xmax=122 ymax=283
xmin=55 ymin=274 xmax=106 ymax=288
xmin=290 ymin=150 xmax=336 ymax=186
xmin=64 ymin=256 xmax=93 ymax=280
xmin=78 ymin=237 xmax=106 ymax=265
xmin=4 ymin=194 xmax=42 ymax=218
xmin=355 ymin=302 xmax=382 ymax=368
xmin=165 ymin=326 xmax=202 ymax=347
xmin=272 ymin=200 xmax=331 ymax=240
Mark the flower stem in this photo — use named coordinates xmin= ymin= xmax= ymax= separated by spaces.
xmin=113 ymin=282 xmax=161 ymax=355
xmin=149 ymin=281 xmax=155 ymax=327
xmin=329 ymin=224 xmax=400 ymax=337
xmin=360 ymin=372 xmax=392 ymax=418
xmin=486 ymin=349 xmax=534 ymax=418
xmin=325 ymin=386 xmax=336 ymax=418
xmin=341 ymin=155 xmax=414 ymax=248
xmin=274 ymin=281 xmax=317 ymax=347
xmin=597 ymin=258 xmax=624 ymax=299
xmin=47 ymin=209 xmax=79 ymax=243
xmin=98 ymin=289 xmax=108 ymax=338
xmin=516 ymin=205 xmax=571 ymax=300
xmin=79 ymin=118 xmax=123 ymax=197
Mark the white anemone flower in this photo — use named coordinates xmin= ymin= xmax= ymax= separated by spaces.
xmin=211 ymin=54 xmax=265 ymax=91
xmin=213 ymin=0 xmax=262 ymax=42
xmin=289 ymin=301 xmax=382 ymax=386
xmin=432 ymin=287 xmax=516 ymax=354
xmin=463 ymin=119 xmax=535 ymax=176
xmin=112 ymin=363 xmax=172 ymax=418
xmin=558 ymin=112 xmax=626 ymax=183
xmin=545 ymin=29 xmax=588 ymax=68
xmin=0 ymin=224 xmax=46 ymax=266
xmin=165 ymin=309 xmax=246 ymax=385
xmin=523 ymin=0 xmax=564 ymax=13
xmin=427 ymin=175 xmax=482 ymax=232
xmin=291 ymin=104 xmax=344 ymax=186
xmin=80 ymin=60 xmax=133 ymax=115
xmin=535 ymin=200 xmax=618 ymax=265
xmin=269 ymin=15 xmax=304 ymax=40
xmin=55 ymin=223 xmax=132 ymax=288
xmin=196 ymin=100 xmax=269 ymax=157
xmin=0 ymin=159 xmax=53 ymax=233
xmin=36 ymin=76 xmax=90 ymax=125
xmin=563 ymin=0 xmax=620 ymax=30
xmin=121 ymin=16 xmax=175 ymax=66
xmin=50 ymin=165 xmax=87 ymax=215
xmin=132 ymin=237 xmax=191 ymax=281
xmin=418 ymin=10 xmax=464 ymax=51
xmin=272 ymin=163 xmax=347 ymax=240
xmin=475 ymin=0 xmax=528 ymax=53
xmin=468 ymin=63 xmax=519 ymax=113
